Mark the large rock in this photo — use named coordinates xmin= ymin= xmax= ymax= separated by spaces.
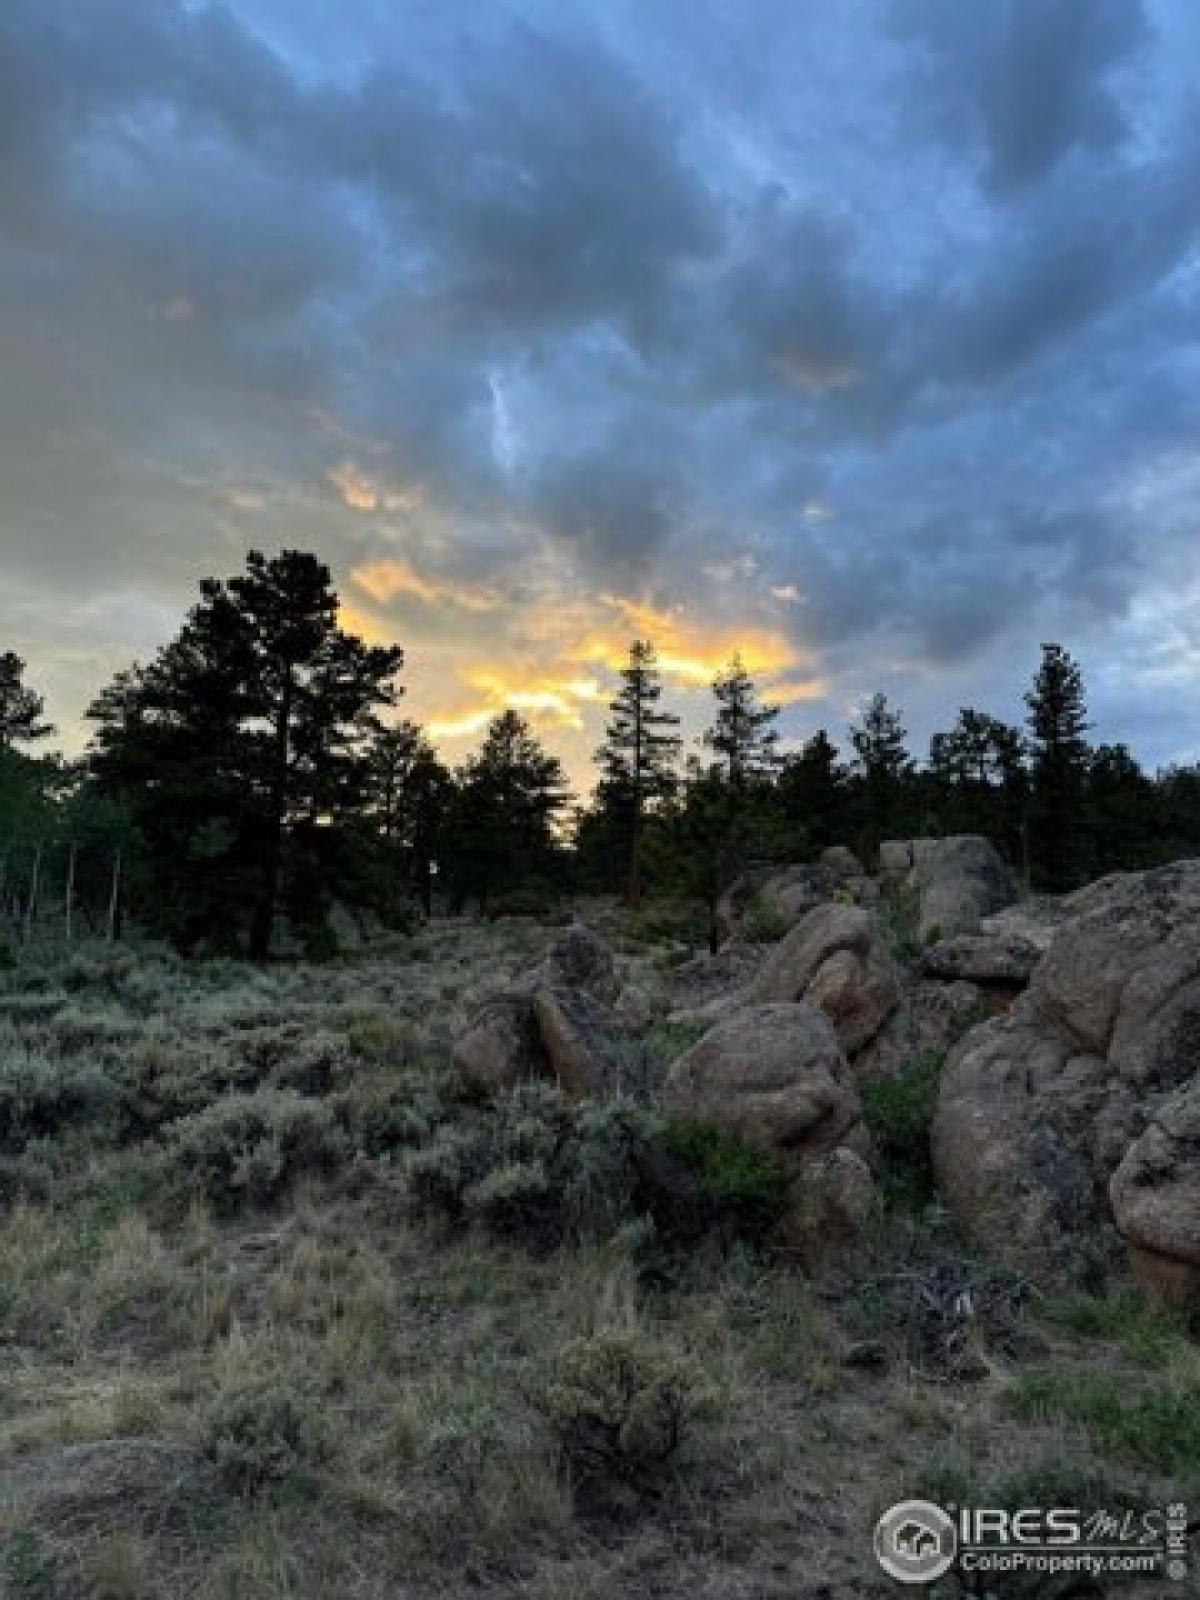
xmin=933 ymin=860 xmax=1200 ymax=1301
xmin=664 ymin=1003 xmax=863 ymax=1162
xmin=454 ymin=924 xmax=628 ymax=1096
xmin=920 ymin=932 xmax=1040 ymax=986
xmin=932 ymin=1014 xmax=1122 ymax=1273
xmin=882 ymin=835 xmax=1018 ymax=939
xmin=532 ymin=986 xmax=646 ymax=1099
xmin=714 ymin=863 xmax=835 ymax=946
xmin=819 ymin=845 xmax=863 ymax=880
xmin=779 ymin=1147 xmax=875 ymax=1263
xmin=747 ymin=904 xmax=901 ymax=1056
xmin=1110 ymin=1083 xmax=1200 ymax=1303
xmin=518 ymin=922 xmax=619 ymax=1005
xmin=453 ymin=994 xmax=545 ymax=1094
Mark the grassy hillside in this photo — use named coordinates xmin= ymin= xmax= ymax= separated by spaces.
xmin=0 ymin=913 xmax=1192 ymax=1598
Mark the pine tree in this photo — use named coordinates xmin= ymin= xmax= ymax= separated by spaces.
xmin=595 ymin=640 xmax=680 ymax=906
xmin=1025 ymin=643 xmax=1090 ymax=890
xmin=0 ymin=653 xmax=53 ymax=750
xmin=849 ymin=692 xmax=912 ymax=856
xmin=654 ymin=760 xmax=746 ymax=952
xmin=777 ymin=729 xmax=847 ymax=850
xmin=704 ymin=654 xmax=780 ymax=786
xmin=927 ymin=708 xmax=1028 ymax=859
xmin=87 ymin=551 xmax=403 ymax=953
xmin=363 ymin=721 xmax=452 ymax=916
xmin=447 ymin=711 xmax=570 ymax=911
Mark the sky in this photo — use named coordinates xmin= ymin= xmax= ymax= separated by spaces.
xmin=2 ymin=0 xmax=1199 ymax=786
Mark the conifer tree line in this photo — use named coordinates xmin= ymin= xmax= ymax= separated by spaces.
xmin=2 ymin=550 xmax=1199 ymax=955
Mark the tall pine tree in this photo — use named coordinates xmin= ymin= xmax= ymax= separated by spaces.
xmin=703 ymin=654 xmax=780 ymax=786
xmin=777 ymin=729 xmax=847 ymax=850
xmin=88 ymin=551 xmax=403 ymax=954
xmin=446 ymin=711 xmax=570 ymax=912
xmin=849 ymin=692 xmax=912 ymax=858
xmin=595 ymin=640 xmax=680 ymax=906
xmin=1025 ymin=643 xmax=1090 ymax=890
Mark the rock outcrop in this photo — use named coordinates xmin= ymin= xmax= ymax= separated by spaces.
xmin=714 ymin=863 xmax=835 ymax=946
xmin=932 ymin=860 xmax=1200 ymax=1302
xmin=453 ymin=924 xmax=638 ymax=1098
xmin=664 ymin=1003 xmax=863 ymax=1160
xmin=778 ymin=1147 xmax=875 ymax=1264
xmin=664 ymin=1002 xmax=874 ymax=1263
xmin=881 ymin=834 xmax=1018 ymax=939
xmin=1109 ymin=1082 xmax=1200 ymax=1303
xmin=748 ymin=904 xmax=902 ymax=1057
xmin=452 ymin=994 xmax=543 ymax=1095
xmin=920 ymin=931 xmax=1040 ymax=987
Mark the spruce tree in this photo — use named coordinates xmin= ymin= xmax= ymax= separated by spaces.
xmin=848 ymin=691 xmax=912 ymax=857
xmin=704 ymin=654 xmax=780 ymax=786
xmin=595 ymin=640 xmax=680 ymax=906
xmin=1025 ymin=643 xmax=1090 ymax=890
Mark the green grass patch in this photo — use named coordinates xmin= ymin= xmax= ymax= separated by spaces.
xmin=1040 ymin=1285 xmax=1193 ymax=1368
xmin=860 ymin=1049 xmax=944 ymax=1212
xmin=643 ymin=1018 xmax=710 ymax=1069
xmin=662 ymin=1115 xmax=788 ymax=1234
xmin=740 ymin=895 xmax=792 ymax=944
xmin=1012 ymin=1367 xmax=1200 ymax=1477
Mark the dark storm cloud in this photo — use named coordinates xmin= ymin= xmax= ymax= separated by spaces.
xmin=1 ymin=0 xmax=1199 ymax=765
xmin=892 ymin=0 xmax=1150 ymax=192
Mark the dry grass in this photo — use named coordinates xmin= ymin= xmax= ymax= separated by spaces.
xmin=0 ymin=913 xmax=1191 ymax=1598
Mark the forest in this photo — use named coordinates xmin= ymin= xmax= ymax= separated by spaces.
xmin=3 ymin=548 xmax=1199 ymax=960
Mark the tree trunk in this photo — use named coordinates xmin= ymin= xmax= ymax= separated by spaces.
xmin=250 ymin=676 xmax=293 ymax=960
xmin=22 ymin=844 xmax=41 ymax=944
xmin=624 ymin=794 xmax=643 ymax=909
xmin=106 ymin=847 xmax=122 ymax=943
xmin=64 ymin=841 xmax=77 ymax=942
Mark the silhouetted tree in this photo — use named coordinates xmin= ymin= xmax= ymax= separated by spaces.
xmin=594 ymin=640 xmax=680 ymax=905
xmin=0 ymin=653 xmax=53 ymax=751
xmin=1087 ymin=743 xmax=1157 ymax=877
xmin=704 ymin=654 xmax=780 ymax=787
xmin=654 ymin=761 xmax=748 ymax=952
xmin=777 ymin=729 xmax=848 ymax=851
xmin=88 ymin=550 xmax=403 ymax=953
xmin=445 ymin=711 xmax=570 ymax=912
xmin=927 ymin=708 xmax=1028 ymax=865
xmin=363 ymin=721 xmax=453 ymax=916
xmin=849 ymin=692 xmax=913 ymax=858
xmin=1025 ymin=644 xmax=1090 ymax=889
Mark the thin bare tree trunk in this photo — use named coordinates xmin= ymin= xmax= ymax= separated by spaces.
xmin=64 ymin=841 xmax=77 ymax=943
xmin=23 ymin=844 xmax=42 ymax=944
xmin=106 ymin=847 xmax=122 ymax=944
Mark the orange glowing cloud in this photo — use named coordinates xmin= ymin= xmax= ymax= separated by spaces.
xmin=328 ymin=463 xmax=426 ymax=515
xmin=559 ymin=594 xmax=804 ymax=687
xmin=351 ymin=558 xmax=500 ymax=614
xmin=336 ymin=601 xmax=399 ymax=647
xmin=763 ymin=677 xmax=828 ymax=706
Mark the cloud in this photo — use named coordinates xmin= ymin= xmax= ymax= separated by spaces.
xmin=351 ymin=558 xmax=500 ymax=614
xmin=892 ymin=0 xmax=1150 ymax=192
xmin=2 ymin=0 xmax=1199 ymax=776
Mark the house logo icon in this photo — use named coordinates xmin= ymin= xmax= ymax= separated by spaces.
xmin=874 ymin=1500 xmax=957 ymax=1583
